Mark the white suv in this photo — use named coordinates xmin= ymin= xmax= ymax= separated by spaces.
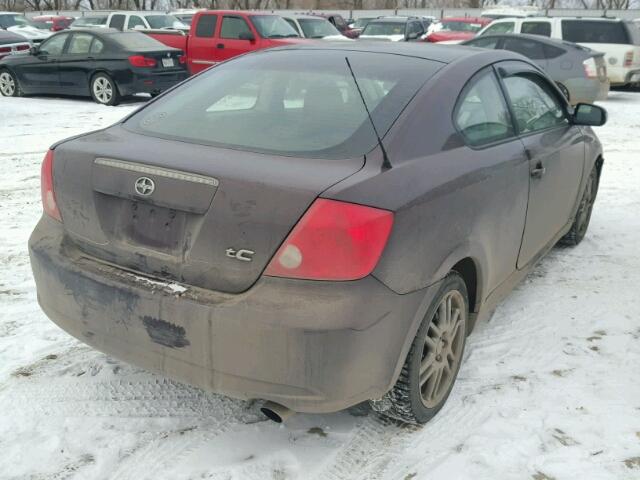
xmin=477 ymin=17 xmax=640 ymax=86
xmin=105 ymin=12 xmax=188 ymax=32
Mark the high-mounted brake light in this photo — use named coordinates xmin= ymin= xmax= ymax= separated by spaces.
xmin=128 ymin=55 xmax=157 ymax=68
xmin=264 ymin=199 xmax=394 ymax=281
xmin=41 ymin=149 xmax=62 ymax=222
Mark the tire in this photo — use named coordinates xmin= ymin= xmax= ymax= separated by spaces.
xmin=90 ymin=73 xmax=120 ymax=106
xmin=0 ymin=69 xmax=21 ymax=97
xmin=559 ymin=166 xmax=600 ymax=246
xmin=374 ymin=273 xmax=468 ymax=425
xmin=556 ymin=82 xmax=570 ymax=102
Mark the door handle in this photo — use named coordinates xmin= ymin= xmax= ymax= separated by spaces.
xmin=216 ymin=43 xmax=224 ymax=49
xmin=531 ymin=162 xmax=546 ymax=179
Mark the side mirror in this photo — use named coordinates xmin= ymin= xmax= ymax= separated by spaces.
xmin=572 ymin=103 xmax=607 ymax=127
xmin=238 ymin=31 xmax=255 ymax=41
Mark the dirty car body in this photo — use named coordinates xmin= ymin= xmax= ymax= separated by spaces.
xmin=29 ymin=43 xmax=604 ymax=416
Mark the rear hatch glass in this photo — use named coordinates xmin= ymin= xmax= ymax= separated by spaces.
xmin=561 ymin=20 xmax=632 ymax=44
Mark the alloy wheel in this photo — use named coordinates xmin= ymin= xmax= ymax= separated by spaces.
xmin=419 ymin=290 xmax=466 ymax=408
xmin=93 ymin=77 xmax=113 ymax=104
xmin=0 ymin=72 xmax=15 ymax=97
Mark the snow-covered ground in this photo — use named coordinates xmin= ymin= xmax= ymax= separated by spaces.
xmin=1 ymin=93 xmax=639 ymax=480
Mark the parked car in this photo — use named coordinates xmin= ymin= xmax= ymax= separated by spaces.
xmin=32 ymin=15 xmax=74 ymax=32
xmin=0 ymin=30 xmax=30 ymax=61
xmin=147 ymin=10 xmax=306 ymax=74
xmin=0 ymin=12 xmax=52 ymax=43
xmin=358 ymin=16 xmax=427 ymax=42
xmin=425 ymin=17 xmax=492 ymax=44
xmin=348 ymin=16 xmax=374 ymax=37
xmin=281 ymin=14 xmax=350 ymax=40
xmin=69 ymin=15 xmax=109 ymax=29
xmin=0 ymin=29 xmax=188 ymax=105
xmin=29 ymin=42 xmax=606 ymax=425
xmin=477 ymin=17 xmax=640 ymax=86
xmin=106 ymin=11 xmax=188 ymax=32
xmin=481 ymin=6 xmax=542 ymax=19
xmin=311 ymin=13 xmax=358 ymax=38
xmin=463 ymin=33 xmax=609 ymax=104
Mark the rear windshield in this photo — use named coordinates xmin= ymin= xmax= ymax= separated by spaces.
xmin=440 ymin=21 xmax=484 ymax=32
xmin=250 ymin=15 xmax=299 ymax=38
xmin=73 ymin=16 xmax=108 ymax=26
xmin=110 ymin=32 xmax=167 ymax=50
xmin=125 ymin=50 xmax=441 ymax=159
xmin=298 ymin=18 xmax=340 ymax=38
xmin=362 ymin=21 xmax=406 ymax=36
xmin=562 ymin=20 xmax=631 ymax=44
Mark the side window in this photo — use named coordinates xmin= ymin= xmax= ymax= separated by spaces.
xmin=195 ymin=14 xmax=217 ymax=37
xmin=468 ymin=37 xmax=500 ymax=49
xmin=67 ymin=33 xmax=93 ymax=54
xmin=90 ymin=38 xmax=105 ymax=54
xmin=407 ymin=21 xmax=424 ymax=36
xmin=127 ymin=15 xmax=146 ymax=30
xmin=502 ymin=74 xmax=568 ymax=134
xmin=454 ymin=69 xmax=514 ymax=147
xmin=284 ymin=18 xmax=301 ymax=35
xmin=502 ymin=38 xmax=546 ymax=60
xmin=220 ymin=16 xmax=251 ymax=39
xmin=522 ymin=21 xmax=551 ymax=37
xmin=109 ymin=14 xmax=126 ymax=31
xmin=544 ymin=44 xmax=565 ymax=59
xmin=482 ymin=22 xmax=514 ymax=35
xmin=39 ymin=33 xmax=69 ymax=55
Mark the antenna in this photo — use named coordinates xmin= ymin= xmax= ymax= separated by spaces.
xmin=344 ymin=57 xmax=392 ymax=170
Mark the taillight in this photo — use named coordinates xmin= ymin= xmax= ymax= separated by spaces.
xmin=583 ymin=57 xmax=597 ymax=79
xmin=16 ymin=44 xmax=30 ymax=51
xmin=41 ymin=149 xmax=62 ymax=222
xmin=128 ymin=55 xmax=157 ymax=67
xmin=264 ymin=199 xmax=394 ymax=281
xmin=178 ymin=55 xmax=186 ymax=64
xmin=624 ymin=51 xmax=634 ymax=68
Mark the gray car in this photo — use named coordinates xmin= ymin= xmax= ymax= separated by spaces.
xmin=463 ymin=33 xmax=610 ymax=104
xmin=29 ymin=43 xmax=606 ymax=425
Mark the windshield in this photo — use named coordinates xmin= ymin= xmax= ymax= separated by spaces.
xmin=145 ymin=15 xmax=187 ymax=29
xmin=251 ymin=15 xmax=299 ymax=38
xmin=362 ymin=22 xmax=405 ymax=36
xmin=298 ymin=18 xmax=340 ymax=38
xmin=561 ymin=20 xmax=632 ymax=44
xmin=110 ymin=32 xmax=167 ymax=50
xmin=440 ymin=21 xmax=484 ymax=32
xmin=125 ymin=50 xmax=441 ymax=159
xmin=352 ymin=18 xmax=372 ymax=28
xmin=73 ymin=16 xmax=108 ymax=26
xmin=1 ymin=15 xmax=38 ymax=28
xmin=29 ymin=21 xmax=52 ymax=30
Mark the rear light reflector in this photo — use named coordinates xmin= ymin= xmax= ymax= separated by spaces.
xmin=583 ymin=57 xmax=597 ymax=79
xmin=264 ymin=199 xmax=394 ymax=281
xmin=624 ymin=51 xmax=634 ymax=68
xmin=41 ymin=149 xmax=62 ymax=222
xmin=128 ymin=55 xmax=157 ymax=67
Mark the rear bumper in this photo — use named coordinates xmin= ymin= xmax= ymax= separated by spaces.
xmin=565 ymin=77 xmax=610 ymax=104
xmin=29 ymin=216 xmax=435 ymax=413
xmin=121 ymin=69 xmax=189 ymax=96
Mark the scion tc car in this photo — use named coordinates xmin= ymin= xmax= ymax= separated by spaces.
xmin=29 ymin=43 xmax=606 ymax=424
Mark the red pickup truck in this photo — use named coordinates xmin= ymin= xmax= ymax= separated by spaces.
xmin=147 ymin=10 xmax=308 ymax=74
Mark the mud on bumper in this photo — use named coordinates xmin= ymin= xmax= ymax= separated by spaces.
xmin=29 ymin=216 xmax=436 ymax=413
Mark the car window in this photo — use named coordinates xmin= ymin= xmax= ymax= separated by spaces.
xmin=127 ymin=15 xmax=146 ymax=30
xmin=126 ymin=50 xmax=443 ymax=159
xmin=40 ymin=33 xmax=69 ymax=56
xmin=362 ymin=22 xmax=406 ymax=36
xmin=482 ymin=22 xmax=514 ymax=35
xmin=407 ymin=21 xmax=424 ymax=36
xmin=561 ymin=20 xmax=631 ymax=44
xmin=90 ymin=37 xmax=105 ymax=54
xmin=503 ymin=74 xmax=568 ymax=134
xmin=284 ymin=18 xmax=301 ymax=35
xmin=502 ymin=38 xmax=546 ymax=60
xmin=298 ymin=19 xmax=339 ymax=38
xmin=544 ymin=44 xmax=565 ymax=59
xmin=467 ymin=36 xmax=500 ymax=49
xmin=195 ymin=14 xmax=217 ymax=37
xmin=522 ymin=21 xmax=551 ymax=37
xmin=67 ymin=33 xmax=93 ymax=54
xmin=109 ymin=14 xmax=126 ymax=31
xmin=454 ymin=68 xmax=514 ymax=146
xmin=220 ymin=16 xmax=252 ymax=39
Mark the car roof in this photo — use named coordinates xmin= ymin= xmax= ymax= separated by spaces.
xmin=369 ymin=16 xmax=412 ymax=23
xmin=442 ymin=17 xmax=488 ymax=22
xmin=469 ymin=32 xmax=596 ymax=51
xmin=490 ymin=16 xmax=623 ymax=22
xmin=272 ymin=42 xmax=520 ymax=64
xmin=283 ymin=14 xmax=326 ymax=20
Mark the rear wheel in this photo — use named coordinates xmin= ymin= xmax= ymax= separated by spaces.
xmin=90 ymin=73 xmax=119 ymax=106
xmin=374 ymin=273 xmax=468 ymax=424
xmin=560 ymin=166 xmax=599 ymax=246
xmin=0 ymin=69 xmax=21 ymax=97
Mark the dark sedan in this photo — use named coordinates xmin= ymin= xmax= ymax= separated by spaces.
xmin=29 ymin=43 xmax=606 ymax=425
xmin=0 ymin=29 xmax=188 ymax=105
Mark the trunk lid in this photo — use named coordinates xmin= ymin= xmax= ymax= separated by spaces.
xmin=53 ymin=126 xmax=364 ymax=293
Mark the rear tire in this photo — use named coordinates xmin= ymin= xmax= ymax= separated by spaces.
xmin=90 ymin=73 xmax=120 ymax=106
xmin=559 ymin=166 xmax=599 ymax=246
xmin=0 ymin=69 xmax=21 ymax=97
xmin=374 ymin=273 xmax=468 ymax=425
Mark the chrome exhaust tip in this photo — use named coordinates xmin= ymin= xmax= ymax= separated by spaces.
xmin=261 ymin=401 xmax=295 ymax=423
